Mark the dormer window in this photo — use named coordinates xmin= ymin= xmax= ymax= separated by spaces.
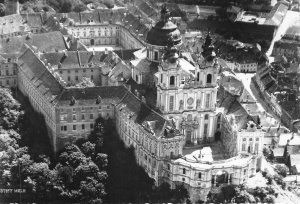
xmin=70 ymin=96 xmax=76 ymax=106
xmin=96 ymin=96 xmax=101 ymax=104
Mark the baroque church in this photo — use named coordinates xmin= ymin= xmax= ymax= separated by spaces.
xmin=132 ymin=5 xmax=219 ymax=145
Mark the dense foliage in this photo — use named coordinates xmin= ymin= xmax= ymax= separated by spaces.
xmin=18 ymin=0 xmax=115 ymax=13
xmin=206 ymin=184 xmax=278 ymax=203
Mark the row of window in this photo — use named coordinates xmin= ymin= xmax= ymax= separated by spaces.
xmin=168 ymin=94 xmax=211 ymax=111
xmin=59 ymin=69 xmax=95 ymax=74
xmin=0 ymin=79 xmax=17 ymax=86
xmin=61 ymin=105 xmax=110 ymax=113
xmin=0 ymin=69 xmax=17 ymax=76
xmin=162 ymin=74 xmax=213 ymax=86
xmin=61 ymin=123 xmax=94 ymax=132
xmin=168 ymin=165 xmax=203 ymax=179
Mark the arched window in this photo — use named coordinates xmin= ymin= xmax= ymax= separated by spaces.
xmin=170 ymin=76 xmax=175 ymax=86
xmin=136 ymin=75 xmax=139 ymax=83
xmin=206 ymin=74 xmax=212 ymax=84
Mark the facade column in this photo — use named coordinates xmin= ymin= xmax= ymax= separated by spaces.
xmin=199 ymin=114 xmax=204 ymax=141
xmin=214 ymin=175 xmax=217 ymax=186
xmin=209 ymin=115 xmax=214 ymax=139
xmin=228 ymin=174 xmax=231 ymax=184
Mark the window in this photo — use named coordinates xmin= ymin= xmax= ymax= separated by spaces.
xmin=169 ymin=96 xmax=174 ymax=112
xmin=6 ymin=80 xmax=9 ymax=85
xmin=82 ymin=114 xmax=85 ymax=120
xmin=206 ymin=74 xmax=212 ymax=84
xmin=90 ymin=123 xmax=94 ymax=129
xmin=205 ymin=93 xmax=210 ymax=109
xmin=242 ymin=143 xmax=246 ymax=151
xmin=82 ymin=124 xmax=85 ymax=130
xmin=197 ymin=72 xmax=200 ymax=81
xmin=72 ymin=114 xmax=76 ymax=120
xmin=255 ymin=143 xmax=259 ymax=153
xmin=68 ymin=76 xmax=70 ymax=81
xmin=75 ymin=76 xmax=78 ymax=81
xmin=204 ymin=114 xmax=209 ymax=120
xmin=6 ymin=70 xmax=9 ymax=75
xmin=67 ymin=70 xmax=70 ymax=74
xmin=73 ymin=125 xmax=76 ymax=130
xmin=90 ymin=114 xmax=93 ymax=119
xmin=99 ymin=106 xmax=101 ymax=110
xmin=183 ymin=168 xmax=186 ymax=174
xmin=168 ymin=164 xmax=170 ymax=170
xmin=198 ymin=172 xmax=202 ymax=179
xmin=161 ymin=74 xmax=163 ymax=83
xmin=203 ymin=124 xmax=208 ymax=137
xmin=91 ymin=75 xmax=94 ymax=80
xmin=244 ymin=169 xmax=247 ymax=175
xmin=170 ymin=76 xmax=175 ymax=86
xmin=154 ymin=51 xmax=158 ymax=60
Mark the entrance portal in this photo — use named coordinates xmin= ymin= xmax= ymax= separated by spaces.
xmin=90 ymin=39 xmax=95 ymax=45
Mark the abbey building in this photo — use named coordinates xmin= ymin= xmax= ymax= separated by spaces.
xmin=0 ymin=5 xmax=265 ymax=202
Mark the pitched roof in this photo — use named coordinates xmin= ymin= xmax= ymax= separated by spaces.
xmin=264 ymin=3 xmax=288 ymax=26
xmin=118 ymin=91 xmax=178 ymax=138
xmin=57 ymin=86 xmax=128 ymax=105
xmin=0 ymin=31 xmax=67 ymax=54
xmin=41 ymin=51 xmax=106 ymax=68
xmin=18 ymin=47 xmax=63 ymax=98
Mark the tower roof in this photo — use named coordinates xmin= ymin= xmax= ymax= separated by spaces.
xmin=146 ymin=4 xmax=182 ymax=47
xmin=201 ymin=32 xmax=216 ymax=62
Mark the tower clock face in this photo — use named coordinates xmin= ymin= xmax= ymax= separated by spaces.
xmin=187 ymin=97 xmax=194 ymax=105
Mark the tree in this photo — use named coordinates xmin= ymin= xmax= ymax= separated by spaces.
xmin=94 ymin=153 xmax=108 ymax=169
xmin=73 ymin=2 xmax=87 ymax=12
xmin=73 ymin=77 xmax=95 ymax=88
xmin=275 ymin=165 xmax=288 ymax=177
xmin=81 ymin=141 xmax=96 ymax=158
xmin=0 ymin=3 xmax=5 ymax=16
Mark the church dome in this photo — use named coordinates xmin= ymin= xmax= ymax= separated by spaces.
xmin=146 ymin=4 xmax=182 ymax=47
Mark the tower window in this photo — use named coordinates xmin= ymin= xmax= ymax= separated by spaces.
xmin=154 ymin=51 xmax=158 ymax=60
xmin=170 ymin=76 xmax=175 ymax=86
xmin=169 ymin=96 xmax=174 ymax=111
xmin=205 ymin=93 xmax=210 ymax=109
xmin=204 ymin=114 xmax=209 ymax=120
xmin=206 ymin=74 xmax=212 ymax=84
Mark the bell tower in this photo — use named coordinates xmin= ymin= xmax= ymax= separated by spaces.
xmin=156 ymin=33 xmax=219 ymax=145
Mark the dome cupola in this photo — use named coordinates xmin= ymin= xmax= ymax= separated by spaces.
xmin=146 ymin=4 xmax=182 ymax=47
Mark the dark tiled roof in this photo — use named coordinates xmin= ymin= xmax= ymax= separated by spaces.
xmin=20 ymin=13 xmax=44 ymax=28
xmin=58 ymin=86 xmax=127 ymax=104
xmin=114 ymin=49 xmax=139 ymax=61
xmin=119 ymin=91 xmax=176 ymax=138
xmin=19 ymin=47 xmax=63 ymax=97
xmin=0 ymin=31 xmax=67 ymax=54
xmin=218 ymin=85 xmax=255 ymax=130
xmin=41 ymin=51 xmax=106 ymax=68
